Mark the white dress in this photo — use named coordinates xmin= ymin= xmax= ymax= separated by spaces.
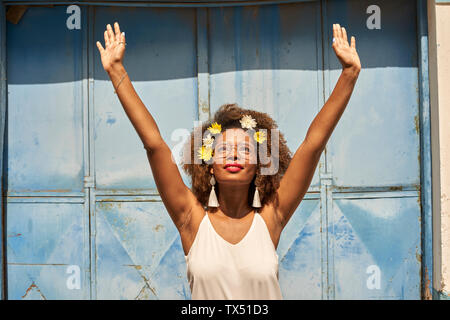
xmin=184 ymin=210 xmax=283 ymax=300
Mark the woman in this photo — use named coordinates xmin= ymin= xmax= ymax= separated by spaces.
xmin=96 ymin=22 xmax=361 ymax=300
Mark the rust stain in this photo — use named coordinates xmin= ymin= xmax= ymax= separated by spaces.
xmin=199 ymin=100 xmax=209 ymax=114
xmin=98 ymin=202 xmax=115 ymax=211
xmin=251 ymin=6 xmax=259 ymax=19
xmin=136 ymin=274 xmax=158 ymax=299
xmin=153 ymin=224 xmax=164 ymax=232
xmin=123 ymin=216 xmax=133 ymax=226
xmin=417 ymin=190 xmax=422 ymax=209
xmin=423 ymin=267 xmax=432 ymax=300
xmin=389 ymin=186 xmax=403 ymax=191
xmin=22 ymin=282 xmax=46 ymax=300
xmin=22 ymin=283 xmax=37 ymax=298
xmin=414 ymin=114 xmax=420 ymax=135
xmin=30 ymin=189 xmax=73 ymax=193
xmin=135 ymin=282 xmax=157 ymax=300
xmin=8 ymin=233 xmax=22 ymax=237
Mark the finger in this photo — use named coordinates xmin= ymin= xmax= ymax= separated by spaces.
xmin=121 ymin=31 xmax=126 ymax=44
xmin=105 ymin=25 xmax=112 ymax=44
xmin=107 ymin=23 xmax=115 ymax=43
xmin=332 ymin=23 xmax=337 ymax=41
xmin=342 ymin=27 xmax=348 ymax=45
xmin=114 ymin=22 xmax=121 ymax=40
xmin=96 ymin=41 xmax=105 ymax=54
xmin=351 ymin=36 xmax=356 ymax=49
xmin=337 ymin=24 xmax=342 ymax=37
xmin=104 ymin=30 xmax=110 ymax=47
xmin=336 ymin=23 xmax=343 ymax=45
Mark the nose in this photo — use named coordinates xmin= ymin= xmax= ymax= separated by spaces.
xmin=226 ymin=145 xmax=239 ymax=161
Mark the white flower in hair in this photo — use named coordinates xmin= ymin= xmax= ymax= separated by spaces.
xmin=240 ymin=114 xmax=257 ymax=130
xmin=203 ymin=133 xmax=215 ymax=148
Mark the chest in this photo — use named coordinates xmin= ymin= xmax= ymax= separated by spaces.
xmin=209 ymin=211 xmax=281 ymax=250
xmin=208 ymin=215 xmax=254 ymax=245
xmin=186 ymin=217 xmax=279 ymax=274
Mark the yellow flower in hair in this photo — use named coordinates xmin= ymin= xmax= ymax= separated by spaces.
xmin=254 ymin=130 xmax=266 ymax=143
xmin=208 ymin=122 xmax=222 ymax=134
xmin=197 ymin=145 xmax=213 ymax=161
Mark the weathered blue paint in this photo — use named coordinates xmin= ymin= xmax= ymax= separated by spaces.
xmin=2 ymin=0 xmax=434 ymax=300
xmin=323 ymin=0 xmax=422 ymax=298
xmin=91 ymin=5 xmax=198 ymax=299
xmin=0 ymin=0 xmax=6 ymax=301
xmin=5 ymin=5 xmax=89 ymax=299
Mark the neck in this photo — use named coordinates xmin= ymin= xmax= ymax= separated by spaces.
xmin=215 ymin=183 xmax=254 ymax=219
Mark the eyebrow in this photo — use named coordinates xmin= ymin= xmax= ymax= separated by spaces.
xmin=218 ymin=141 xmax=251 ymax=146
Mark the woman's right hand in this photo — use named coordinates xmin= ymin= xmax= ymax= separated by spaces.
xmin=96 ymin=22 xmax=126 ymax=73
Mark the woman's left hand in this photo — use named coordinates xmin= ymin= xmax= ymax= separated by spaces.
xmin=332 ymin=23 xmax=361 ymax=72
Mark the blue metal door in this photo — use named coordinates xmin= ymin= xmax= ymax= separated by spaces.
xmin=4 ymin=0 xmax=425 ymax=299
xmin=6 ymin=5 xmax=89 ymax=299
xmin=323 ymin=0 xmax=422 ymax=299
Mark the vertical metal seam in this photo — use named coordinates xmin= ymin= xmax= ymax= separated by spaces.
xmin=416 ymin=0 xmax=433 ymax=300
xmin=318 ymin=0 xmax=329 ymax=300
xmin=87 ymin=5 xmax=97 ymax=300
xmin=320 ymin=0 xmax=336 ymax=300
xmin=0 ymin=0 xmax=6 ymax=301
xmin=196 ymin=7 xmax=210 ymax=122
xmin=81 ymin=3 xmax=91 ymax=300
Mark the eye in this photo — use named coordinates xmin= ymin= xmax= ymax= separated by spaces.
xmin=238 ymin=145 xmax=251 ymax=153
xmin=217 ymin=144 xmax=229 ymax=153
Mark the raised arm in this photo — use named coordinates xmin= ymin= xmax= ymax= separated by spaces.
xmin=96 ymin=22 xmax=199 ymax=231
xmin=275 ymin=24 xmax=361 ymax=228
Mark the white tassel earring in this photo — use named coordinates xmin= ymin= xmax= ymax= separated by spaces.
xmin=252 ymin=183 xmax=262 ymax=208
xmin=208 ymin=175 xmax=219 ymax=207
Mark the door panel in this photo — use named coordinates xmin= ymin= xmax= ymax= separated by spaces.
xmin=6 ymin=6 xmax=89 ymax=299
xmin=324 ymin=0 xmax=421 ymax=299
xmin=92 ymin=6 xmax=198 ymax=299
xmin=95 ymin=200 xmax=187 ymax=299
xmin=7 ymin=7 xmax=85 ymax=192
xmin=7 ymin=203 xmax=86 ymax=299
xmin=332 ymin=197 xmax=421 ymax=299
xmin=93 ymin=7 xmax=198 ymax=190
xmin=326 ymin=0 xmax=420 ymax=188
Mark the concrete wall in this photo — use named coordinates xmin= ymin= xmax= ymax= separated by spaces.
xmin=428 ymin=0 xmax=450 ymax=300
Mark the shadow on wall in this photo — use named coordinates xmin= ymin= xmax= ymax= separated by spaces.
xmin=6 ymin=0 xmax=418 ymax=85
